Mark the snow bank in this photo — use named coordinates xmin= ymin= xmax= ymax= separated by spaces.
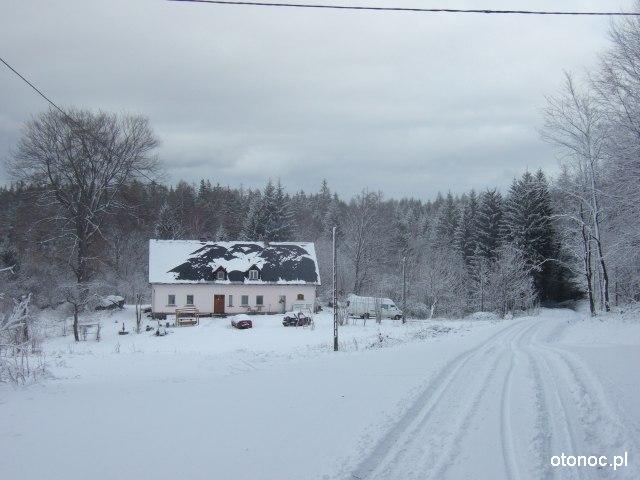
xmin=558 ymin=303 xmax=640 ymax=346
xmin=466 ymin=311 xmax=500 ymax=322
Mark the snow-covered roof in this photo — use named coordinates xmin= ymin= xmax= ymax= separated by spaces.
xmin=149 ymin=240 xmax=320 ymax=285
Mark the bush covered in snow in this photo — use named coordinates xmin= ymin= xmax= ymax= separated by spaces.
xmin=96 ymin=295 xmax=125 ymax=311
xmin=466 ymin=311 xmax=500 ymax=322
xmin=0 ymin=294 xmax=46 ymax=385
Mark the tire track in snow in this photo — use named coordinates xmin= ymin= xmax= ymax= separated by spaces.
xmin=349 ymin=310 xmax=637 ymax=480
xmin=428 ymin=320 xmax=543 ymax=480
xmin=351 ymin=318 xmax=535 ymax=480
xmin=423 ymin=349 xmax=506 ymax=479
xmin=500 ymin=355 xmax=518 ymax=479
xmin=527 ymin=347 xmax=555 ymax=479
xmin=524 ymin=320 xmax=583 ymax=480
xmin=534 ymin=343 xmax=640 ymax=479
xmin=499 ymin=319 xmax=543 ymax=480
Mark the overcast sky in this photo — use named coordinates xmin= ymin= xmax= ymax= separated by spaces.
xmin=0 ymin=0 xmax=633 ymax=199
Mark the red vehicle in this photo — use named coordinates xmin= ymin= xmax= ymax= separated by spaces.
xmin=231 ymin=316 xmax=253 ymax=329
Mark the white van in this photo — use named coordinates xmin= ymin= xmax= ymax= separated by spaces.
xmin=346 ymin=294 xmax=403 ymax=320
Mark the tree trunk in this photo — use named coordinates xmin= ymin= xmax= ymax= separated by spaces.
xmin=595 ymin=238 xmax=611 ymax=312
xmin=73 ymin=304 xmax=80 ymax=342
xmin=74 ymin=219 xmax=89 ymax=342
xmin=579 ymin=206 xmax=595 ymax=315
xmin=429 ymin=300 xmax=437 ymax=319
xmin=580 ymin=209 xmax=596 ymax=316
xmin=588 ymin=160 xmax=610 ymax=312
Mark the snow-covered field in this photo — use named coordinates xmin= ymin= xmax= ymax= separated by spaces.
xmin=1 ymin=306 xmax=639 ymax=479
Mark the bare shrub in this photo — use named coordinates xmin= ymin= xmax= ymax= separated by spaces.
xmin=0 ymin=294 xmax=47 ymax=385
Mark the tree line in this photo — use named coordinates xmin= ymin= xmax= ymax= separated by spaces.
xmin=3 ymin=9 xmax=640 ymax=328
xmin=0 ymin=152 xmax=575 ymax=320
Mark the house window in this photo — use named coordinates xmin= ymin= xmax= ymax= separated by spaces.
xmin=186 ymin=295 xmax=194 ymax=306
xmin=216 ymin=270 xmax=225 ymax=280
xmin=241 ymin=295 xmax=249 ymax=306
xmin=256 ymin=295 xmax=264 ymax=306
xmin=248 ymin=269 xmax=259 ymax=280
xmin=297 ymin=293 xmax=305 ymax=300
xmin=168 ymin=294 xmax=176 ymax=306
xmin=228 ymin=295 xmax=233 ymax=307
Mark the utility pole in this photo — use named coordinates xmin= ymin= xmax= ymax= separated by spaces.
xmin=333 ymin=226 xmax=338 ymax=351
xmin=402 ymin=256 xmax=406 ymax=324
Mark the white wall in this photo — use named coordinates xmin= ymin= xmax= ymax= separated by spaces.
xmin=151 ymin=283 xmax=317 ymax=315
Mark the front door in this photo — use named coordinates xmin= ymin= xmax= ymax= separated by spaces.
xmin=214 ymin=295 xmax=225 ymax=314
xmin=278 ymin=295 xmax=286 ymax=313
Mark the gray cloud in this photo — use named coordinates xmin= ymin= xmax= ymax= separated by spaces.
xmin=0 ymin=0 xmax=631 ymax=198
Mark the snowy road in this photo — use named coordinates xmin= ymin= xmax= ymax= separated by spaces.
xmin=350 ymin=310 xmax=639 ymax=480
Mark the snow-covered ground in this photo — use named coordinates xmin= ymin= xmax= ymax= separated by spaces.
xmin=1 ymin=306 xmax=639 ymax=479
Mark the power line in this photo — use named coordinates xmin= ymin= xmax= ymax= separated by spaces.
xmin=0 ymin=56 xmax=69 ymax=119
xmin=167 ymin=0 xmax=640 ymax=16
xmin=0 ymin=55 xmax=157 ymax=183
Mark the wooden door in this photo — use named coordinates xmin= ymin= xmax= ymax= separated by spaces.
xmin=214 ymin=295 xmax=225 ymax=314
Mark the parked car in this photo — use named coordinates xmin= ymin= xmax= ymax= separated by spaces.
xmin=282 ymin=310 xmax=312 ymax=327
xmin=231 ymin=316 xmax=253 ymax=329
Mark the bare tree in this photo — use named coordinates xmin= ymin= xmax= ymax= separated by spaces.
xmin=594 ymin=9 xmax=640 ymax=304
xmin=485 ymin=244 xmax=536 ymax=317
xmin=553 ymin=168 xmax=597 ymax=315
xmin=9 ymin=108 xmax=159 ymax=339
xmin=342 ymin=190 xmax=385 ymax=294
xmin=542 ymin=73 xmax=611 ymax=312
xmin=416 ymin=246 xmax=466 ymax=318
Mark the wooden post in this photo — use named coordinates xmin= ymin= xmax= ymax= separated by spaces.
xmin=333 ymin=226 xmax=338 ymax=351
xmin=402 ymin=256 xmax=407 ymax=324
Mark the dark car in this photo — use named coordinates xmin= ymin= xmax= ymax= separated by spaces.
xmin=282 ymin=311 xmax=312 ymax=327
xmin=231 ymin=317 xmax=253 ymax=329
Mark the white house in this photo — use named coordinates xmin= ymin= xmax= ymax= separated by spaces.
xmin=148 ymin=240 xmax=320 ymax=317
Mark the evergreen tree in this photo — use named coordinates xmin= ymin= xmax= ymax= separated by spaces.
xmin=474 ymin=189 xmax=503 ymax=261
xmin=323 ymin=194 xmax=342 ymax=239
xmin=534 ymin=170 xmax=576 ymax=302
xmin=213 ymin=223 xmax=229 ymax=241
xmin=435 ymin=192 xmax=459 ymax=246
xmin=269 ymin=180 xmax=296 ymax=241
xmin=318 ymin=179 xmax=331 ymax=207
xmin=455 ymin=190 xmax=479 ymax=264
xmin=241 ymin=180 xmax=296 ymax=241
xmin=501 ymin=171 xmax=548 ymax=265
xmin=500 ymin=170 xmax=576 ymax=302
xmin=241 ymin=192 xmax=266 ymax=241
xmin=154 ymin=201 xmax=183 ymax=239
xmin=393 ymin=207 xmax=413 ymax=259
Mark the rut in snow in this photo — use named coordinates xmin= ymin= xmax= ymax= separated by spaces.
xmin=350 ymin=312 xmax=639 ymax=480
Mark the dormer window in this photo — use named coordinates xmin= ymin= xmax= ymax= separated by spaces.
xmin=216 ymin=270 xmax=225 ymax=280
xmin=248 ymin=269 xmax=259 ymax=281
